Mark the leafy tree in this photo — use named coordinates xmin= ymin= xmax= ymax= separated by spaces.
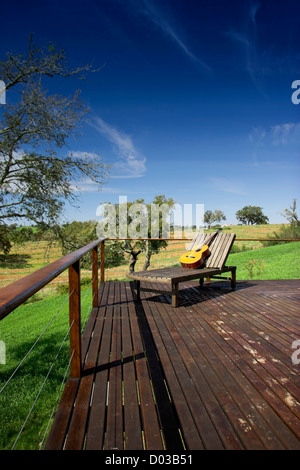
xmin=0 ymin=36 xmax=109 ymax=252
xmin=235 ymin=206 xmax=269 ymax=225
xmin=98 ymin=195 xmax=176 ymax=271
xmin=281 ymin=199 xmax=299 ymax=226
xmin=265 ymin=199 xmax=300 ymax=245
xmin=204 ymin=209 xmax=226 ymax=229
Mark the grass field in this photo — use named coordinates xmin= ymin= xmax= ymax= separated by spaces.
xmin=0 ymin=224 xmax=299 ymax=449
xmin=0 ymin=287 xmax=93 ymax=450
xmin=1 ymin=224 xmax=298 ymax=288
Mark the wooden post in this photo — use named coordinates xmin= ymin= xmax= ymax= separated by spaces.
xmin=92 ymin=246 xmax=98 ymax=308
xmin=69 ymin=260 xmax=82 ymax=378
xmin=100 ymin=240 xmax=105 ymax=283
xmin=171 ymin=283 xmax=178 ymax=308
xmin=135 ymin=280 xmax=141 ymax=301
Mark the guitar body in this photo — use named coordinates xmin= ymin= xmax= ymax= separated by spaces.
xmin=179 ymin=244 xmax=210 ymax=269
xmin=179 ymin=229 xmax=222 ymax=269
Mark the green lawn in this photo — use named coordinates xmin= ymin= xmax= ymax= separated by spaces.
xmin=0 ymin=241 xmax=299 ymax=449
xmin=227 ymin=241 xmax=300 ymax=280
xmin=0 ymin=288 xmax=93 ymax=450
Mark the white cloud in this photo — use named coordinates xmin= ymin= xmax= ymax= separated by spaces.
xmin=70 ymin=177 xmax=99 ymax=193
xmin=248 ymin=127 xmax=266 ymax=144
xmin=69 ymin=151 xmax=102 ymax=161
xmin=136 ymin=0 xmax=212 ymax=71
xmin=91 ymin=117 xmax=146 ymax=178
xmin=270 ymin=123 xmax=300 ymax=145
xmin=208 ymin=177 xmax=248 ymax=195
xmin=250 ymin=122 xmax=300 ymax=147
xmin=248 ymin=122 xmax=300 ymax=167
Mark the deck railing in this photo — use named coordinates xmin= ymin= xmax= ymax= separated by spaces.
xmin=0 ymin=235 xmax=299 ymax=377
xmin=0 ymin=238 xmax=105 ymax=378
xmin=0 ymin=234 xmax=299 ymax=449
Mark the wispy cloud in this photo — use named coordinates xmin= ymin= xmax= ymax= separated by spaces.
xmin=207 ymin=177 xmax=248 ymax=195
xmin=226 ymin=1 xmax=269 ymax=96
xmin=270 ymin=123 xmax=300 ymax=146
xmin=135 ymin=0 xmax=212 ymax=72
xmin=248 ymin=122 xmax=300 ymax=167
xmin=70 ymin=176 xmax=100 ymax=193
xmin=91 ymin=117 xmax=146 ymax=178
xmin=249 ymin=122 xmax=300 ymax=147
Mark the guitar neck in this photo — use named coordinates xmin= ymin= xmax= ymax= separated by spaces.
xmin=194 ymin=229 xmax=222 ymax=252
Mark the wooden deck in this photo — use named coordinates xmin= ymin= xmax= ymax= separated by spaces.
xmin=45 ymin=279 xmax=300 ymax=450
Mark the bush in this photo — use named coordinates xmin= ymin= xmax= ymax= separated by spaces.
xmin=264 ymin=223 xmax=300 ymax=246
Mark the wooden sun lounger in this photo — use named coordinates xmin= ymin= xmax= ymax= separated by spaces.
xmin=127 ymin=232 xmax=236 ymax=307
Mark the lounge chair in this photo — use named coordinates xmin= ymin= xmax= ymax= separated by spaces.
xmin=127 ymin=232 xmax=236 ymax=307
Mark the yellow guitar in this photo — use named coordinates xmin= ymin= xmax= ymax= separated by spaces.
xmin=180 ymin=229 xmax=222 ymax=269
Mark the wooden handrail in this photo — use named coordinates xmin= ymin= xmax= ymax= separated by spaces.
xmin=0 ymin=238 xmax=105 ymax=321
xmin=0 ymin=238 xmax=105 ymax=378
xmin=0 ymin=233 xmax=298 ymax=376
xmin=106 ymin=237 xmax=300 ymax=241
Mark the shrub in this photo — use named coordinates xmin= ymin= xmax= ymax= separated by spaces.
xmin=264 ymin=223 xmax=300 ymax=246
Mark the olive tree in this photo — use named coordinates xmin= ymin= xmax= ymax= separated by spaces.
xmin=204 ymin=209 xmax=226 ymax=229
xmin=0 ymin=36 xmax=109 ymax=252
xmin=235 ymin=206 xmax=269 ymax=225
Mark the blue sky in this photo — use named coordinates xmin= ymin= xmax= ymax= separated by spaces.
xmin=1 ymin=0 xmax=300 ymax=225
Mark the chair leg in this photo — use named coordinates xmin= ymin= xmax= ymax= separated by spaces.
xmin=171 ymin=283 xmax=178 ymax=307
xmin=231 ymin=269 xmax=236 ymax=290
xmin=199 ymin=278 xmax=204 ymax=287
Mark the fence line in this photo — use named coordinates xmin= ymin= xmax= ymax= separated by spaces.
xmin=106 ymin=237 xmax=300 ymax=241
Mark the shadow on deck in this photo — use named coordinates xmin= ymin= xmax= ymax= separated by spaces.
xmin=45 ymin=279 xmax=300 ymax=450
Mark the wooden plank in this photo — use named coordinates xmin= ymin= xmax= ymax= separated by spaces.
xmin=44 ymin=378 xmax=79 ymax=450
xmin=63 ymin=284 xmax=108 ymax=449
xmin=133 ymin=287 xmax=185 ymax=450
xmin=179 ymin=288 xmax=285 ymax=449
xmin=150 ymin=283 xmax=267 ymax=449
xmin=81 ymin=282 xmax=107 ymax=362
xmin=206 ymin=233 xmax=235 ymax=268
xmin=188 ymin=232 xmax=205 ymax=251
xmin=105 ymin=281 xmax=123 ymax=450
xmin=126 ymin=282 xmax=164 ymax=450
xmin=140 ymin=291 xmax=204 ymax=450
xmin=208 ymin=291 xmax=300 ymax=419
xmin=121 ymin=282 xmax=144 ymax=450
xmin=45 ymin=279 xmax=300 ymax=451
xmin=128 ymin=266 xmax=235 ymax=284
xmin=186 ymin=287 xmax=300 ymax=449
xmin=151 ymin=287 xmax=248 ymax=450
xmin=85 ymin=281 xmax=115 ymax=450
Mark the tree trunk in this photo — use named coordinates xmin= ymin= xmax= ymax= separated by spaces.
xmin=143 ymin=240 xmax=151 ymax=271
xmin=129 ymin=250 xmax=141 ymax=272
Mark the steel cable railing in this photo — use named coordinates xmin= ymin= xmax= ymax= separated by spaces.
xmin=0 ymin=238 xmax=105 ymax=449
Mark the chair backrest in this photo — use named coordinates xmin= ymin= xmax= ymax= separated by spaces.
xmin=187 ymin=231 xmax=236 ymax=268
